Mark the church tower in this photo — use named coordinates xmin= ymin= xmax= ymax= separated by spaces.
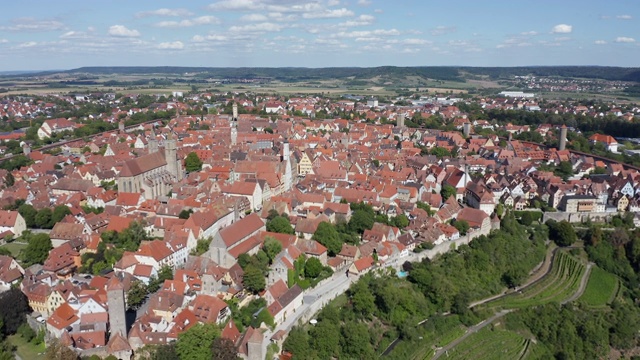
xmin=165 ymin=132 xmax=183 ymax=181
xmin=232 ymin=102 xmax=238 ymax=121
xmin=148 ymin=127 xmax=158 ymax=154
xmin=282 ymin=139 xmax=292 ymax=191
xmin=107 ymin=276 xmax=127 ymax=338
xmin=231 ymin=125 xmax=237 ymax=146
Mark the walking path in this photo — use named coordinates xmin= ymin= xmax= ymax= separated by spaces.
xmin=561 ymin=263 xmax=593 ymax=304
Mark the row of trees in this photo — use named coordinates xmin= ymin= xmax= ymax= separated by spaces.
xmin=16 ymin=203 xmax=72 ymax=229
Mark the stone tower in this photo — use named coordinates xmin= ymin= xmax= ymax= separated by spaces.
xmin=232 ymin=102 xmax=238 ymax=121
xmin=463 ymin=122 xmax=471 ymax=138
xmin=148 ymin=127 xmax=158 ymax=154
xmin=107 ymin=276 xmax=127 ymax=338
xmin=164 ymin=132 xmax=183 ymax=181
xmin=282 ymin=139 xmax=292 ymax=192
xmin=396 ymin=113 xmax=405 ymax=128
xmin=231 ymin=125 xmax=237 ymax=146
xmin=559 ymin=125 xmax=567 ymax=151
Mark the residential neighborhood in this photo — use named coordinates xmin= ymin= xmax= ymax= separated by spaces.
xmin=1 ymin=89 xmax=640 ymax=360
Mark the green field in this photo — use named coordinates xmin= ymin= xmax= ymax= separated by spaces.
xmin=483 ymin=251 xmax=586 ymax=309
xmin=443 ymin=327 xmax=545 ymax=360
xmin=578 ymin=266 xmax=619 ymax=307
xmin=6 ymin=334 xmax=45 ymax=360
xmin=0 ymin=242 xmax=27 ymax=258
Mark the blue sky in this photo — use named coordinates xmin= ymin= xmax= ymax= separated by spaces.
xmin=0 ymin=0 xmax=638 ymax=70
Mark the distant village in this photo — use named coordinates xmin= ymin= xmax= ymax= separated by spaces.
xmin=1 ymin=89 xmax=640 ymax=359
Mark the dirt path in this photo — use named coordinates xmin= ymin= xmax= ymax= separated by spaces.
xmin=432 ymin=310 xmax=512 ymax=360
xmin=561 ymin=263 xmax=593 ymax=304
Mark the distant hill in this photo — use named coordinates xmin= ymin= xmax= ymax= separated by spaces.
xmin=17 ymin=66 xmax=640 ymax=83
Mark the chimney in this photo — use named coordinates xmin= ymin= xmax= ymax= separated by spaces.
xmin=559 ymin=125 xmax=567 ymax=151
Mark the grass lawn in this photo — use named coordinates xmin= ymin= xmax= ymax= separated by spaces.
xmin=0 ymin=242 xmax=27 ymax=258
xmin=579 ymin=267 xmax=619 ymax=307
xmin=6 ymin=334 xmax=45 ymax=360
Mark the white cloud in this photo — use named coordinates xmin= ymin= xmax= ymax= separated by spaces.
xmin=137 ymin=8 xmax=193 ymax=17
xmin=430 ymin=25 xmax=456 ymax=36
xmin=327 ymin=0 xmax=340 ymax=6
xmin=240 ymin=14 xmax=268 ymax=21
xmin=332 ymin=28 xmax=400 ymax=38
xmin=551 ymin=24 xmax=572 ymax=33
xmin=617 ymin=15 xmax=632 ymax=20
xmin=402 ymin=38 xmax=431 ymax=45
xmin=374 ymin=9 xmax=383 ymax=13
xmin=555 ymin=36 xmax=571 ymax=42
xmin=60 ymin=31 xmax=90 ymax=39
xmin=157 ymin=41 xmax=184 ymax=49
xmin=108 ymin=25 xmax=141 ymax=37
xmin=155 ymin=16 xmax=220 ymax=28
xmin=338 ymin=14 xmax=375 ymax=27
xmin=615 ymin=37 xmax=636 ymax=43
xmin=357 ymin=0 xmax=371 ymax=5
xmin=0 ymin=39 xmax=8 ymax=44
xmin=17 ymin=41 xmax=38 ymax=48
xmin=207 ymin=0 xmax=262 ymax=11
xmin=229 ymin=22 xmax=283 ymax=33
xmin=594 ymin=40 xmax=606 ymax=45
xmin=521 ymin=31 xmax=538 ymax=36
xmin=1 ymin=18 xmax=65 ymax=32
xmin=303 ymin=8 xmax=354 ymax=19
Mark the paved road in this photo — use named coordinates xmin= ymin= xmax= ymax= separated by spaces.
xmin=432 ymin=310 xmax=513 ymax=360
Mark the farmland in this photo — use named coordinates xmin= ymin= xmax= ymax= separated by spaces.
xmin=443 ymin=327 xmax=549 ymax=360
xmin=481 ymin=250 xmax=587 ymax=310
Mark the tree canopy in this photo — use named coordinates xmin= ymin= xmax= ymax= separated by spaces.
xmin=313 ymin=222 xmax=343 ymax=256
xmin=185 ymin=152 xmax=203 ymax=173
xmin=176 ymin=323 xmax=220 ymax=360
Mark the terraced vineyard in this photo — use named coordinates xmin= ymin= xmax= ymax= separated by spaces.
xmin=444 ymin=327 xmax=546 ymax=360
xmin=483 ymin=251 xmax=586 ymax=309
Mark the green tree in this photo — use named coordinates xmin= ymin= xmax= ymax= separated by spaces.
xmin=18 ymin=204 xmax=37 ymax=228
xmin=178 ymin=209 xmax=193 ymax=219
xmin=148 ymin=265 xmax=173 ymax=293
xmin=452 ymin=219 xmax=469 ymax=235
xmin=283 ymin=327 xmax=310 ymax=359
xmin=340 ymin=322 xmax=374 ymax=359
xmin=34 ymin=208 xmax=53 ymax=228
xmin=191 ymin=237 xmax=212 ymax=256
xmin=430 ymin=146 xmax=452 ymax=158
xmin=309 ymin=320 xmax=340 ymax=359
xmin=21 ymin=233 xmax=52 ymax=265
xmin=348 ymin=209 xmax=374 ymax=234
xmin=52 ymin=205 xmax=72 ymax=224
xmin=350 ymin=281 xmax=375 ymax=318
xmin=304 ymin=257 xmax=323 ymax=278
xmin=45 ymin=339 xmax=79 ymax=360
xmin=263 ymin=236 xmax=282 ymax=264
xmin=185 ymin=152 xmax=203 ymax=173
xmin=126 ymin=280 xmax=148 ymax=310
xmin=440 ymin=184 xmax=456 ymax=201
xmin=266 ymin=216 xmax=294 ymax=235
xmin=520 ymin=211 xmax=534 ymax=226
xmin=313 ymin=222 xmax=343 ymax=256
xmin=548 ymin=220 xmax=577 ymax=247
xmin=176 ymin=323 xmax=220 ymax=360
xmin=242 ymin=264 xmax=266 ymax=294
xmin=211 ymin=337 xmax=239 ymax=360
xmin=391 ymin=214 xmax=409 ymax=228
xmin=0 ymin=288 xmax=30 ymax=335
xmin=4 ymin=173 xmax=14 ymax=188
